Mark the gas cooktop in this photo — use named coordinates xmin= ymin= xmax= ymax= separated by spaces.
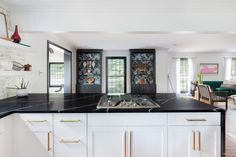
xmin=97 ymin=94 xmax=160 ymax=109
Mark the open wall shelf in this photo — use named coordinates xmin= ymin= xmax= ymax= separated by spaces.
xmin=0 ymin=38 xmax=32 ymax=53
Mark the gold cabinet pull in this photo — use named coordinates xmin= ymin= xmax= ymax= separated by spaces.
xmin=130 ymin=131 xmax=132 ymax=157
xmin=186 ymin=119 xmax=207 ymax=122
xmin=60 ymin=120 xmax=81 ymax=123
xmin=60 ymin=139 xmax=80 ymax=144
xmin=196 ymin=131 xmax=201 ymax=151
xmin=27 ymin=120 xmax=48 ymax=123
xmin=124 ymin=132 xmax=127 ymax=157
xmin=192 ymin=131 xmax=196 ymax=151
xmin=47 ymin=131 xmax=52 ymax=151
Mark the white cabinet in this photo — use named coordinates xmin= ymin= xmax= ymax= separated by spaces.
xmin=14 ymin=114 xmax=53 ymax=157
xmin=0 ymin=118 xmax=5 ymax=157
xmin=168 ymin=113 xmax=221 ymax=157
xmin=54 ymin=114 xmax=87 ymax=157
xmin=168 ymin=126 xmax=198 ymax=157
xmin=129 ymin=127 xmax=167 ymax=157
xmin=88 ymin=113 xmax=168 ymax=157
xmin=0 ymin=112 xmax=222 ymax=157
xmin=88 ymin=127 xmax=127 ymax=157
xmin=195 ymin=126 xmax=221 ymax=157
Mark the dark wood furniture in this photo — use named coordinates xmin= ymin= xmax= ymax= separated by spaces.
xmin=198 ymin=84 xmax=228 ymax=110
xmin=76 ymin=49 xmax=102 ymax=93
xmin=130 ymin=49 xmax=156 ymax=94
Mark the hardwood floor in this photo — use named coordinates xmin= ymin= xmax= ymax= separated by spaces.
xmin=215 ymin=98 xmax=236 ymax=157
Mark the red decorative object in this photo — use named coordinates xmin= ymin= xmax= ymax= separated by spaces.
xmin=11 ymin=25 xmax=21 ymax=43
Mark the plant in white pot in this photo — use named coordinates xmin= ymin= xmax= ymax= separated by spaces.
xmin=15 ymin=79 xmax=29 ymax=97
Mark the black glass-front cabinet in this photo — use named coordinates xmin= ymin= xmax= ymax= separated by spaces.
xmin=76 ymin=49 xmax=102 ymax=93
xmin=130 ymin=49 xmax=156 ymax=94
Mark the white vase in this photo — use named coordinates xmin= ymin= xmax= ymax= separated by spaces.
xmin=16 ymin=89 xmax=28 ymax=97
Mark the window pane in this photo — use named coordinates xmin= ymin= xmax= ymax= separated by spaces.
xmin=50 ymin=63 xmax=64 ymax=86
xmin=107 ymin=58 xmax=126 ymax=94
xmin=232 ymin=58 xmax=236 ymax=80
xmin=180 ymin=58 xmax=189 ymax=93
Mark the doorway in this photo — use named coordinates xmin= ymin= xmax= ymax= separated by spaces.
xmin=47 ymin=41 xmax=72 ymax=93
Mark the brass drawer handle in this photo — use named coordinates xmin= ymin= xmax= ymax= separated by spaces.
xmin=48 ymin=131 xmax=52 ymax=151
xmin=186 ymin=119 xmax=207 ymax=122
xmin=60 ymin=139 xmax=80 ymax=144
xmin=192 ymin=131 xmax=196 ymax=150
xmin=27 ymin=120 xmax=48 ymax=123
xmin=196 ymin=131 xmax=201 ymax=151
xmin=60 ymin=120 xmax=81 ymax=123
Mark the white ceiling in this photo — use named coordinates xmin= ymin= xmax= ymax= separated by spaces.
xmin=3 ymin=0 xmax=236 ymax=12
xmin=3 ymin=0 xmax=236 ymax=53
xmin=56 ymin=32 xmax=236 ymax=53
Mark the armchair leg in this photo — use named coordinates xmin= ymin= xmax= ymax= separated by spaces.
xmin=226 ymin=100 xmax=228 ymax=110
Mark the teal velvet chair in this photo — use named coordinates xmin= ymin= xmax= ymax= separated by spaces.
xmin=202 ymin=81 xmax=223 ymax=91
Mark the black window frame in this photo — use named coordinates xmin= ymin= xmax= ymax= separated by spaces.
xmin=106 ymin=57 xmax=127 ymax=94
xmin=49 ymin=62 xmax=64 ymax=87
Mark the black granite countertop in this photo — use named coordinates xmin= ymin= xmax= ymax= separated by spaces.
xmin=0 ymin=93 xmax=224 ymax=118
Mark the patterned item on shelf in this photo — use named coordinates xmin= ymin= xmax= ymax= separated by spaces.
xmin=77 ymin=52 xmax=101 ymax=85
xmin=131 ymin=52 xmax=155 ymax=85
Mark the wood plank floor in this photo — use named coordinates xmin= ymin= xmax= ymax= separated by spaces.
xmin=215 ymin=99 xmax=236 ymax=157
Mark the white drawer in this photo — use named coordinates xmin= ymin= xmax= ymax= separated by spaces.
xmin=88 ymin=113 xmax=167 ymax=126
xmin=54 ymin=113 xmax=87 ymax=127
xmin=18 ymin=114 xmax=53 ymax=131
xmin=54 ymin=126 xmax=87 ymax=155
xmin=168 ymin=112 xmax=221 ymax=126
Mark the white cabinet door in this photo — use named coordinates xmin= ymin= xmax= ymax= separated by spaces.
xmin=168 ymin=126 xmax=196 ymax=157
xmin=129 ymin=127 xmax=167 ymax=157
xmin=88 ymin=127 xmax=127 ymax=157
xmin=0 ymin=132 xmax=5 ymax=157
xmin=14 ymin=114 xmax=53 ymax=157
xmin=195 ymin=126 xmax=221 ymax=157
xmin=168 ymin=126 xmax=221 ymax=157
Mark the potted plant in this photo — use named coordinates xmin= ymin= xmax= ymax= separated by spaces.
xmin=15 ymin=79 xmax=29 ymax=97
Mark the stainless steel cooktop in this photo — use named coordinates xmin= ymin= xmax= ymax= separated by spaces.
xmin=97 ymin=94 xmax=160 ymax=109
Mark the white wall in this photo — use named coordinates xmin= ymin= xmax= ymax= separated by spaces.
xmin=22 ymin=33 xmax=76 ymax=93
xmin=102 ymin=50 xmax=130 ymax=93
xmin=169 ymin=51 xmax=236 ymax=92
xmin=101 ymin=49 xmax=170 ymax=93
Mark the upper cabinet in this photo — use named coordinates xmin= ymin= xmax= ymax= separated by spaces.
xmin=76 ymin=49 xmax=103 ymax=93
xmin=130 ymin=49 xmax=156 ymax=94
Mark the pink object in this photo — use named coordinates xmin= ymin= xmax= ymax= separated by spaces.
xmin=200 ymin=64 xmax=218 ymax=74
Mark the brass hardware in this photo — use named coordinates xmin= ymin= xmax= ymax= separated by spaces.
xmin=197 ymin=131 xmax=201 ymax=151
xmin=47 ymin=131 xmax=52 ymax=151
xmin=124 ymin=132 xmax=127 ymax=157
xmin=60 ymin=139 xmax=80 ymax=144
xmin=130 ymin=131 xmax=132 ymax=157
xmin=192 ymin=131 xmax=195 ymax=151
xmin=60 ymin=120 xmax=81 ymax=123
xmin=27 ymin=120 xmax=48 ymax=123
xmin=186 ymin=119 xmax=207 ymax=122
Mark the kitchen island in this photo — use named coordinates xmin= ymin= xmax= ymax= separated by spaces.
xmin=0 ymin=93 xmax=225 ymax=157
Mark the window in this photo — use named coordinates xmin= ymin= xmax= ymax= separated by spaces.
xmin=231 ymin=58 xmax=236 ymax=80
xmin=179 ymin=58 xmax=189 ymax=93
xmin=49 ymin=63 xmax=64 ymax=87
xmin=106 ymin=57 xmax=126 ymax=94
